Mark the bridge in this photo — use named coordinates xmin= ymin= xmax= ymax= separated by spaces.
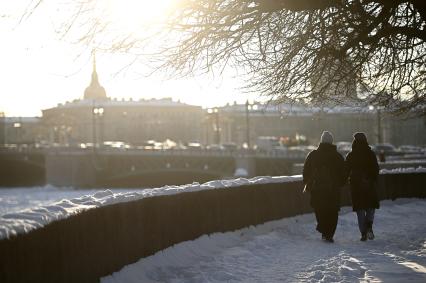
xmin=0 ymin=147 xmax=45 ymax=186
xmin=45 ymin=148 xmax=305 ymax=187
xmin=4 ymin=146 xmax=424 ymax=188
xmin=0 ymin=146 xmax=306 ymax=187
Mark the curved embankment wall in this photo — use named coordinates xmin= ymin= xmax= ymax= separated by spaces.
xmin=0 ymin=173 xmax=425 ymax=283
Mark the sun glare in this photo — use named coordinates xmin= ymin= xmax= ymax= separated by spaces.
xmin=105 ymin=0 xmax=173 ymax=31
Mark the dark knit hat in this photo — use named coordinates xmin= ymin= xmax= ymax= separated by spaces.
xmin=353 ymin=132 xmax=367 ymax=142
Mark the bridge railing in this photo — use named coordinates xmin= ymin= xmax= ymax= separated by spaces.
xmin=0 ymin=144 xmax=45 ymax=154
xmin=43 ymin=146 xmax=307 ymax=159
xmin=0 ymin=143 xmax=308 ymax=159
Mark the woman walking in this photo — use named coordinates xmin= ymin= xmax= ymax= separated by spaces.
xmin=345 ymin=132 xmax=380 ymax=241
xmin=303 ymin=131 xmax=346 ymax=243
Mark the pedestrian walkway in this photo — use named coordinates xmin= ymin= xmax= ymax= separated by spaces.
xmin=102 ymin=199 xmax=426 ymax=283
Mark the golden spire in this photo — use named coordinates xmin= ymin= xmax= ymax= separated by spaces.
xmin=84 ymin=49 xmax=107 ymax=100
xmin=92 ymin=49 xmax=97 ymax=74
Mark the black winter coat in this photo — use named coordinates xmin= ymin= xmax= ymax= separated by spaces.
xmin=303 ymin=143 xmax=346 ymax=211
xmin=345 ymin=141 xmax=380 ymax=211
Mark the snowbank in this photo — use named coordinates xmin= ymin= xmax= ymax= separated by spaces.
xmin=0 ymin=175 xmax=302 ymax=239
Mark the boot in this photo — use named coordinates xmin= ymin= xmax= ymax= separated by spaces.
xmin=366 ymin=221 xmax=375 ymax=240
xmin=360 ymin=233 xmax=367 ymax=241
xmin=325 ymin=236 xmax=334 ymax=243
xmin=322 ymin=233 xmax=334 ymax=243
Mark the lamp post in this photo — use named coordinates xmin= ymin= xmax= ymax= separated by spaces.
xmin=207 ymin=108 xmax=220 ymax=144
xmin=245 ymin=100 xmax=258 ymax=149
xmin=53 ymin=126 xmax=58 ymax=144
xmin=99 ymin=108 xmax=104 ymax=147
xmin=92 ymin=106 xmax=104 ymax=148
xmin=377 ymin=108 xmax=382 ymax=144
xmin=369 ymin=105 xmax=382 ymax=143
xmin=245 ymin=100 xmax=250 ymax=149
xmin=214 ymin=108 xmax=220 ymax=144
xmin=13 ymin=121 xmax=22 ymax=145
xmin=202 ymin=115 xmax=210 ymax=145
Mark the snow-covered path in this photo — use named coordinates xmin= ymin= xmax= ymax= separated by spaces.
xmin=102 ymin=199 xmax=426 ymax=283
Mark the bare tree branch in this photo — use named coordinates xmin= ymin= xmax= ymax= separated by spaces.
xmin=23 ymin=0 xmax=426 ymax=116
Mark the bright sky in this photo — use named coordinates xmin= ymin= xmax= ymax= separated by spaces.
xmin=0 ymin=1 xmax=253 ymax=117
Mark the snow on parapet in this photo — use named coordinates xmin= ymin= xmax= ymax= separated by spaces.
xmin=2 ymin=168 xmax=425 ymax=240
xmin=380 ymin=166 xmax=426 ymax=174
xmin=0 ymin=175 xmax=302 ymax=240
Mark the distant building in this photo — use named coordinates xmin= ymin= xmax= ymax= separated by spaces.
xmin=42 ymin=98 xmax=203 ymax=145
xmin=385 ymin=114 xmax=426 ymax=146
xmin=41 ymin=56 xmax=203 ymax=145
xmin=0 ymin=116 xmax=42 ymax=145
xmin=206 ymin=102 xmax=426 ymax=147
xmin=17 ymin=54 xmax=426 ymax=148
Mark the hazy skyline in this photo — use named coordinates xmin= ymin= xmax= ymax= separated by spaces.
xmin=0 ymin=1 xmax=254 ymax=117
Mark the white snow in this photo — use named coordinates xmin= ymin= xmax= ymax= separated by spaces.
xmin=0 ymin=186 xmax=115 ymax=216
xmin=234 ymin=168 xmax=249 ymax=177
xmin=380 ymin=166 xmax=426 ymax=174
xmin=0 ymin=186 xmax=144 ymax=239
xmin=0 ymin=170 xmax=423 ymax=239
xmin=102 ymin=199 xmax=426 ymax=283
xmin=0 ymin=175 xmax=301 ymax=239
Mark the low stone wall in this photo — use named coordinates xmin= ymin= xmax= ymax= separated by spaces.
xmin=0 ymin=173 xmax=425 ymax=283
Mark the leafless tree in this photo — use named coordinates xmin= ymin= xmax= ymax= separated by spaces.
xmin=24 ymin=0 xmax=426 ymax=115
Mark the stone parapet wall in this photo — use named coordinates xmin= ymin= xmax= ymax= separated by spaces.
xmin=0 ymin=173 xmax=425 ymax=283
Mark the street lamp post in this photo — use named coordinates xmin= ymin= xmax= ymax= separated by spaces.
xmin=99 ymin=108 xmax=104 ymax=147
xmin=202 ymin=116 xmax=210 ymax=145
xmin=214 ymin=108 xmax=220 ymax=144
xmin=13 ymin=121 xmax=22 ymax=145
xmin=207 ymin=108 xmax=220 ymax=145
xmin=369 ymin=105 xmax=382 ymax=143
xmin=245 ymin=100 xmax=250 ymax=149
xmin=92 ymin=108 xmax=96 ymax=149
xmin=377 ymin=108 xmax=382 ymax=144
xmin=245 ymin=101 xmax=258 ymax=149
xmin=92 ymin=106 xmax=104 ymax=148
xmin=245 ymin=100 xmax=252 ymax=149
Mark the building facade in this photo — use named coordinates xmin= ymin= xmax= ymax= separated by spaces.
xmin=0 ymin=116 xmax=42 ymax=145
xmin=42 ymin=98 xmax=203 ymax=145
xmin=41 ymin=58 xmax=203 ymax=146
xmin=204 ymin=102 xmax=426 ymax=147
xmin=5 ymin=55 xmax=423 ymax=148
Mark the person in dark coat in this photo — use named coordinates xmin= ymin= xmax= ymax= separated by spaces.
xmin=345 ymin=132 xmax=380 ymax=241
xmin=303 ymin=131 xmax=346 ymax=243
